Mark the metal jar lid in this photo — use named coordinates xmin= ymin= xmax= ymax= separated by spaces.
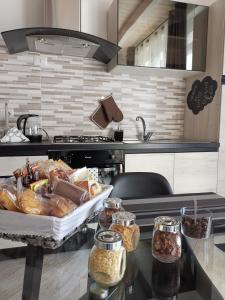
xmin=94 ymin=230 xmax=123 ymax=250
xmin=103 ymin=197 xmax=122 ymax=209
xmin=112 ymin=211 xmax=136 ymax=226
xmin=154 ymin=216 xmax=180 ymax=233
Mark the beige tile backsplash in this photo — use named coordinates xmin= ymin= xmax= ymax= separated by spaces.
xmin=0 ymin=42 xmax=186 ymax=139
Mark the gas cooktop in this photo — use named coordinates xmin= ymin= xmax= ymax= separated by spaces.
xmin=53 ymin=135 xmax=115 ymax=143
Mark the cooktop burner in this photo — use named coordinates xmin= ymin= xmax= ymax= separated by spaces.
xmin=53 ymin=135 xmax=115 ymax=143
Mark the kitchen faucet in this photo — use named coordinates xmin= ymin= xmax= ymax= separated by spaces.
xmin=136 ymin=116 xmax=153 ymax=142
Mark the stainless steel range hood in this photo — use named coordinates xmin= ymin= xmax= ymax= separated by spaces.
xmin=1 ymin=0 xmax=120 ymax=63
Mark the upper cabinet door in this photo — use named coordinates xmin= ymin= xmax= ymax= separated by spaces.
xmin=108 ymin=0 xmax=209 ymax=71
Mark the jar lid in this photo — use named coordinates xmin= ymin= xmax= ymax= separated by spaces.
xmin=154 ymin=216 xmax=180 ymax=233
xmin=112 ymin=211 xmax=136 ymax=226
xmin=103 ymin=198 xmax=122 ymax=209
xmin=94 ymin=230 xmax=122 ymax=250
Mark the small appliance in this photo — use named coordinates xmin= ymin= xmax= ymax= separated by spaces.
xmin=17 ymin=114 xmax=45 ymax=143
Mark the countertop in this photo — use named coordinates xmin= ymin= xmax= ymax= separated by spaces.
xmin=0 ymin=139 xmax=220 ymax=156
xmin=0 ymin=193 xmax=225 ymax=299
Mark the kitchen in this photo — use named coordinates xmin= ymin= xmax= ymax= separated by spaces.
xmin=0 ymin=0 xmax=225 ymax=299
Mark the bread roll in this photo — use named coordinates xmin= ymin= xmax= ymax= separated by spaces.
xmin=18 ymin=189 xmax=50 ymax=215
xmin=49 ymin=194 xmax=77 ymax=218
xmin=0 ymin=188 xmax=18 ymax=211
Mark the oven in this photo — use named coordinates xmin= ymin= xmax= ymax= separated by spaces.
xmin=48 ymin=149 xmax=124 ymax=184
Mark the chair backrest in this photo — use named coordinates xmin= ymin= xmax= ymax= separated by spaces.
xmin=110 ymin=172 xmax=172 ymax=200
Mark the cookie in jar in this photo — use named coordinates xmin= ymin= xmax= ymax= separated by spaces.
xmin=99 ymin=198 xmax=124 ymax=230
xmin=110 ymin=211 xmax=140 ymax=252
xmin=152 ymin=216 xmax=181 ymax=263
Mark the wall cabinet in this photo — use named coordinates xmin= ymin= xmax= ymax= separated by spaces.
xmin=0 ymin=156 xmax=48 ymax=177
xmin=108 ymin=0 xmax=208 ymax=73
xmin=125 ymin=152 xmax=218 ymax=194
xmin=125 ymin=153 xmax=175 ymax=189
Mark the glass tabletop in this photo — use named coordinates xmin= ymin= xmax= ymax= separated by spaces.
xmin=0 ymin=222 xmax=224 ymax=300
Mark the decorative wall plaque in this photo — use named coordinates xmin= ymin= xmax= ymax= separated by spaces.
xmin=187 ymin=76 xmax=217 ymax=115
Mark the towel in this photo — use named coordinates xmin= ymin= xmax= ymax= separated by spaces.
xmin=90 ymin=95 xmax=123 ymax=129
xmin=0 ymin=127 xmax=29 ymax=143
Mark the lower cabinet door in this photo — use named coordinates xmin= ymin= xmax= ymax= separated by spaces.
xmin=174 ymin=152 xmax=218 ymax=194
xmin=0 ymin=156 xmax=48 ymax=177
xmin=125 ymin=153 xmax=174 ymax=190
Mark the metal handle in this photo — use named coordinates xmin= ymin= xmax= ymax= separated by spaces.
xmin=84 ymin=156 xmax=92 ymax=159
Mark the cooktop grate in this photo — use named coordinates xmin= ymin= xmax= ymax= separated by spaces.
xmin=53 ymin=135 xmax=115 ymax=143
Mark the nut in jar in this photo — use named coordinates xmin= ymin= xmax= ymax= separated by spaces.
xmin=110 ymin=211 xmax=140 ymax=252
xmin=98 ymin=198 xmax=124 ymax=230
xmin=152 ymin=216 xmax=181 ymax=263
xmin=89 ymin=230 xmax=126 ymax=287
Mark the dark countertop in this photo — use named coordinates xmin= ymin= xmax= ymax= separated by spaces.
xmin=0 ymin=139 xmax=220 ymax=156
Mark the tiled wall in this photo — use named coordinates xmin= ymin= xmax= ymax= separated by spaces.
xmin=0 ymin=41 xmax=186 ymax=139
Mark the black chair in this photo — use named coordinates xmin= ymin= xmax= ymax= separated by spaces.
xmin=110 ymin=172 xmax=172 ymax=200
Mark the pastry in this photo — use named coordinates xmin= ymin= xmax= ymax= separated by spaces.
xmin=55 ymin=159 xmax=73 ymax=172
xmin=0 ymin=188 xmax=18 ymax=211
xmin=49 ymin=168 xmax=69 ymax=183
xmin=49 ymin=194 xmax=77 ymax=218
xmin=30 ymin=179 xmax=49 ymax=192
xmin=89 ymin=180 xmax=102 ymax=197
xmin=75 ymin=181 xmax=89 ymax=192
xmin=52 ymin=178 xmax=89 ymax=205
xmin=18 ymin=189 xmax=50 ymax=215
xmin=69 ymin=167 xmax=93 ymax=183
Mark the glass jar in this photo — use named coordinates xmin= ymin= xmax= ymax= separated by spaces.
xmin=99 ymin=198 xmax=124 ymax=230
xmin=110 ymin=211 xmax=140 ymax=252
xmin=181 ymin=207 xmax=212 ymax=239
xmin=89 ymin=230 xmax=126 ymax=287
xmin=152 ymin=216 xmax=181 ymax=263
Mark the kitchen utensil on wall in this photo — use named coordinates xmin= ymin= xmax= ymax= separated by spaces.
xmin=17 ymin=114 xmax=49 ymax=143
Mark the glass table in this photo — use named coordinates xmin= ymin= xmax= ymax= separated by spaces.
xmin=1 ymin=193 xmax=225 ymax=300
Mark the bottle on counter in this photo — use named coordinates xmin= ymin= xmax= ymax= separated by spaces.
xmin=98 ymin=198 xmax=124 ymax=230
xmin=89 ymin=230 xmax=126 ymax=288
xmin=152 ymin=216 xmax=181 ymax=263
xmin=110 ymin=211 xmax=140 ymax=252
